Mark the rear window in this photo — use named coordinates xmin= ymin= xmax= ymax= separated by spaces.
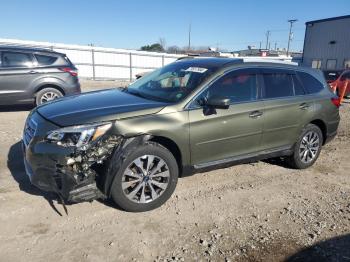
xmin=263 ymin=73 xmax=294 ymax=98
xmin=35 ymin=54 xmax=57 ymax=65
xmin=2 ymin=52 xmax=33 ymax=67
xmin=297 ymin=72 xmax=324 ymax=94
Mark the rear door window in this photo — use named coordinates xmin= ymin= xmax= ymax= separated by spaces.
xmin=35 ymin=54 xmax=57 ymax=66
xmin=2 ymin=51 xmax=33 ymax=68
xmin=297 ymin=71 xmax=324 ymax=94
xmin=262 ymin=72 xmax=294 ymax=99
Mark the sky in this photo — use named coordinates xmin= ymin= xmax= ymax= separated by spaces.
xmin=0 ymin=0 xmax=349 ymax=52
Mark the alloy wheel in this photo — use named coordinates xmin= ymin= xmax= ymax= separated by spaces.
xmin=40 ymin=92 xmax=60 ymax=103
xmin=299 ymin=131 xmax=320 ymax=164
xmin=121 ymin=155 xmax=170 ymax=204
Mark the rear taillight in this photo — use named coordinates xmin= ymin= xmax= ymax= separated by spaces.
xmin=331 ymin=97 xmax=341 ymax=108
xmin=59 ymin=67 xmax=78 ymax=77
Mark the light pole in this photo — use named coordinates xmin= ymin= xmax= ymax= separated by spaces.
xmin=188 ymin=23 xmax=191 ymax=51
xmin=265 ymin=30 xmax=271 ymax=49
xmin=287 ymin=19 xmax=297 ymax=57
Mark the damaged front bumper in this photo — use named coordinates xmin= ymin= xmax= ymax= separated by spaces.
xmin=22 ymin=111 xmax=121 ymax=203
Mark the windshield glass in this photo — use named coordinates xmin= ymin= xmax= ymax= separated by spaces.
xmin=127 ymin=61 xmax=218 ymax=103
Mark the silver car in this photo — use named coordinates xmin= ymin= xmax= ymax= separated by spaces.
xmin=0 ymin=46 xmax=80 ymax=106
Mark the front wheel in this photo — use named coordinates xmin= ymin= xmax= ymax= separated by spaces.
xmin=109 ymin=142 xmax=178 ymax=212
xmin=287 ymin=124 xmax=323 ymax=169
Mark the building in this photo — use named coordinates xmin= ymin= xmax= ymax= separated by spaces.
xmin=302 ymin=15 xmax=350 ymax=70
xmin=233 ymin=48 xmax=301 ymax=58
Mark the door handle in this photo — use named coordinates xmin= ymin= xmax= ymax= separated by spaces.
xmin=299 ymin=103 xmax=310 ymax=110
xmin=249 ymin=110 xmax=263 ymax=118
xmin=28 ymin=70 xmax=39 ymax=74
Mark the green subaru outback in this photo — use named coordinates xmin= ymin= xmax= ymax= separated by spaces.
xmin=23 ymin=58 xmax=340 ymax=212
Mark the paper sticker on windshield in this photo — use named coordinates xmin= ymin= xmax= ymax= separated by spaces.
xmin=185 ymin=67 xmax=208 ymax=73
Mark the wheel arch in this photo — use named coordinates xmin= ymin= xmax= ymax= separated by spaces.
xmin=35 ymin=84 xmax=66 ymax=96
xmin=309 ymin=119 xmax=327 ymax=145
xmin=103 ymin=134 xmax=184 ymax=197
xmin=149 ymin=135 xmax=183 ymax=175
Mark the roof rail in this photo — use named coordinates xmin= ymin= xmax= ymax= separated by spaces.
xmin=242 ymin=57 xmax=298 ymax=65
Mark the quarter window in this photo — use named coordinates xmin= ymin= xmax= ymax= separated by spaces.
xmin=35 ymin=54 xmax=57 ymax=65
xmin=2 ymin=52 xmax=33 ymax=68
xmin=262 ymin=73 xmax=294 ymax=98
xmin=206 ymin=71 xmax=258 ymax=103
xmin=297 ymin=72 xmax=324 ymax=94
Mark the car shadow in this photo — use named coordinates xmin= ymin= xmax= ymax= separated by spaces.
xmin=0 ymin=105 xmax=34 ymax=112
xmin=285 ymin=234 xmax=350 ymax=262
xmin=7 ymin=141 xmax=68 ymax=216
xmin=263 ymin=157 xmax=292 ymax=169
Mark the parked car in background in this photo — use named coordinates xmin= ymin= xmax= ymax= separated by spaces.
xmin=323 ymin=70 xmax=343 ymax=83
xmin=328 ymin=69 xmax=350 ymax=98
xmin=23 ymin=58 xmax=340 ymax=212
xmin=0 ymin=46 xmax=80 ymax=106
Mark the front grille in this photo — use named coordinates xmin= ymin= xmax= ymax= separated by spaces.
xmin=23 ymin=118 xmax=37 ymax=147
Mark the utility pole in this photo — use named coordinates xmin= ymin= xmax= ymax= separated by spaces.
xmin=274 ymin=42 xmax=277 ymax=50
xmin=188 ymin=23 xmax=191 ymax=51
xmin=265 ymin=31 xmax=271 ymax=49
xmin=259 ymin=41 xmax=262 ymax=49
xmin=287 ymin=19 xmax=297 ymax=56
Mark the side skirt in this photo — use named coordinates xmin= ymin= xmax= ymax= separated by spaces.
xmin=181 ymin=145 xmax=294 ymax=177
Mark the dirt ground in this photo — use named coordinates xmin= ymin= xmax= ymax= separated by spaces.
xmin=0 ymin=80 xmax=349 ymax=262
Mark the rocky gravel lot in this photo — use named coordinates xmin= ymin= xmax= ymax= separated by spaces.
xmin=0 ymin=81 xmax=349 ymax=262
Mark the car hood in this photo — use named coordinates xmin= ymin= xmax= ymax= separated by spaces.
xmin=37 ymin=89 xmax=168 ymax=126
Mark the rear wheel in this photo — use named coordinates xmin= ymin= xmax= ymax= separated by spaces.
xmin=287 ymin=124 xmax=323 ymax=169
xmin=36 ymin=87 xmax=63 ymax=106
xmin=109 ymin=142 xmax=178 ymax=212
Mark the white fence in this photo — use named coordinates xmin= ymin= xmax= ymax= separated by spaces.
xmin=0 ymin=38 xmax=183 ymax=80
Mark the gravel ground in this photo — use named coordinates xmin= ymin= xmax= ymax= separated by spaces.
xmin=0 ymin=81 xmax=349 ymax=262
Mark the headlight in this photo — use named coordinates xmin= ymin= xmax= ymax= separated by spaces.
xmin=46 ymin=123 xmax=112 ymax=149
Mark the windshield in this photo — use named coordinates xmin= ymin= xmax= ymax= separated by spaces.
xmin=127 ymin=61 xmax=218 ymax=103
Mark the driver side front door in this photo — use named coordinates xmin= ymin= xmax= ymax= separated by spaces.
xmin=188 ymin=68 xmax=264 ymax=167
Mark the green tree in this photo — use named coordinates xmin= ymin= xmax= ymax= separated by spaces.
xmin=140 ymin=43 xmax=164 ymax=52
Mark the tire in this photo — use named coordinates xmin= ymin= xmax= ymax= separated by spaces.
xmin=35 ymin=88 xmax=63 ymax=106
xmin=287 ymin=124 xmax=323 ymax=169
xmin=109 ymin=142 xmax=178 ymax=212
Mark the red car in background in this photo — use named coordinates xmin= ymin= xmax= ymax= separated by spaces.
xmin=328 ymin=70 xmax=350 ymax=103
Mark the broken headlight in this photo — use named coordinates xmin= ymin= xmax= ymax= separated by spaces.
xmin=46 ymin=123 xmax=112 ymax=149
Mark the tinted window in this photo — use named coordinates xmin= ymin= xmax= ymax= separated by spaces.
xmin=2 ymin=52 xmax=33 ymax=67
xmin=292 ymin=75 xmax=305 ymax=95
xmin=263 ymin=73 xmax=294 ymax=98
xmin=298 ymin=72 xmax=324 ymax=94
xmin=35 ymin=54 xmax=57 ymax=65
xmin=207 ymin=71 xmax=258 ymax=103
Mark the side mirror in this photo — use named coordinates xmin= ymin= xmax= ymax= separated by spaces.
xmin=206 ymin=96 xmax=230 ymax=109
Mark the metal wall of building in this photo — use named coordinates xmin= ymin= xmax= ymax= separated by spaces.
xmin=0 ymin=38 xmax=183 ymax=80
xmin=302 ymin=16 xmax=350 ymax=70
